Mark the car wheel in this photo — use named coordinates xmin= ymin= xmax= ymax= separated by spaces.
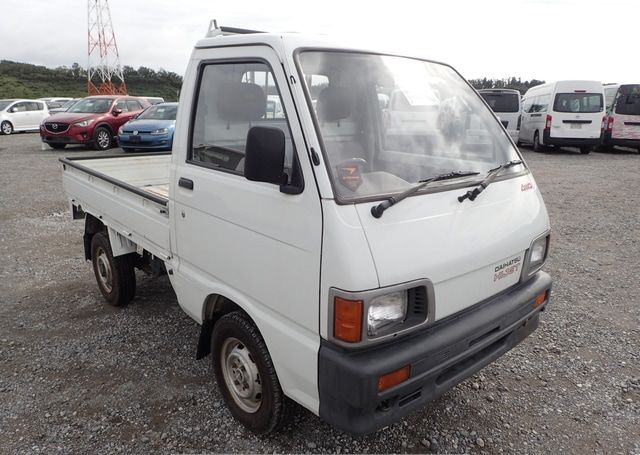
xmin=1 ymin=121 xmax=13 ymax=135
xmin=49 ymin=143 xmax=66 ymax=150
xmin=93 ymin=127 xmax=112 ymax=151
xmin=533 ymin=131 xmax=544 ymax=153
xmin=90 ymin=232 xmax=136 ymax=306
xmin=211 ymin=311 xmax=290 ymax=434
xmin=580 ymin=146 xmax=592 ymax=155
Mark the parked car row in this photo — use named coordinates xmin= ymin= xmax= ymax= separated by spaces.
xmin=478 ymin=81 xmax=640 ymax=154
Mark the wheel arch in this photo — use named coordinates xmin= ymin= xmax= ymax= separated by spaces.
xmin=83 ymin=213 xmax=106 ymax=260
xmin=196 ymin=294 xmax=245 ymax=360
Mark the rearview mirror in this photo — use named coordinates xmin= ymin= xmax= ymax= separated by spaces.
xmin=244 ymin=126 xmax=286 ymax=186
xmin=112 ymin=108 xmax=122 ymax=116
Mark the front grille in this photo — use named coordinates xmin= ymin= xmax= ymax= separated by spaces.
xmin=122 ymin=130 xmax=152 ymax=134
xmin=44 ymin=122 xmax=69 ymax=134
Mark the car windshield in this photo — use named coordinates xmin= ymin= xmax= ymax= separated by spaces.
xmin=68 ymin=98 xmax=112 ymax=114
xmin=60 ymin=99 xmax=79 ymax=109
xmin=0 ymin=100 xmax=13 ymax=111
xmin=614 ymin=84 xmax=640 ymax=116
xmin=479 ymin=92 xmax=520 ymax=113
xmin=297 ymin=51 xmax=520 ymax=201
xmin=553 ymin=93 xmax=603 ymax=113
xmin=137 ymin=104 xmax=177 ymax=120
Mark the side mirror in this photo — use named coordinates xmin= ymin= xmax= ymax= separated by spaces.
xmin=244 ymin=126 xmax=286 ymax=186
xmin=112 ymin=108 xmax=122 ymax=116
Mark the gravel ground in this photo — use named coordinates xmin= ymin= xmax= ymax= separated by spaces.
xmin=0 ymin=133 xmax=638 ymax=454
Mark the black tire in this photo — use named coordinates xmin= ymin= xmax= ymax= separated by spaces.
xmin=49 ymin=143 xmax=66 ymax=150
xmin=1 ymin=121 xmax=13 ymax=135
xmin=90 ymin=232 xmax=136 ymax=306
xmin=580 ymin=146 xmax=592 ymax=155
xmin=533 ymin=131 xmax=543 ymax=153
xmin=211 ymin=311 xmax=290 ymax=434
xmin=93 ymin=126 xmax=112 ymax=151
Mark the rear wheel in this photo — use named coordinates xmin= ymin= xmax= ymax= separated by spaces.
xmin=90 ymin=232 xmax=136 ymax=306
xmin=1 ymin=121 xmax=13 ymax=135
xmin=49 ymin=143 xmax=66 ymax=150
xmin=580 ymin=146 xmax=592 ymax=155
xmin=93 ymin=127 xmax=112 ymax=151
xmin=533 ymin=131 xmax=543 ymax=153
xmin=211 ymin=311 xmax=290 ymax=434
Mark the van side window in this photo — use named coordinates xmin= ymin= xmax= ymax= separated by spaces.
xmin=522 ymin=97 xmax=533 ymax=114
xmin=189 ymin=62 xmax=295 ymax=178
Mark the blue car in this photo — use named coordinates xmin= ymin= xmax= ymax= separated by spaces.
xmin=117 ymin=102 xmax=177 ymax=152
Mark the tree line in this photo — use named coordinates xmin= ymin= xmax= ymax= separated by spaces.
xmin=469 ymin=77 xmax=545 ymax=94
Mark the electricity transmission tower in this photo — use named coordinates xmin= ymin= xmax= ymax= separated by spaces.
xmin=87 ymin=0 xmax=127 ymax=95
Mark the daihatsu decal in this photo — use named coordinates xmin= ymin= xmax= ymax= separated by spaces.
xmin=494 ymin=256 xmax=522 ymax=282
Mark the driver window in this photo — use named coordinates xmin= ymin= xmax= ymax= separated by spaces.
xmin=189 ymin=62 xmax=294 ymax=178
xmin=115 ymin=100 xmax=129 ymax=112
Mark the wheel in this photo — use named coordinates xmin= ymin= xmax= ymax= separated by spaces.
xmin=90 ymin=232 xmax=136 ymax=306
xmin=211 ymin=311 xmax=290 ymax=434
xmin=49 ymin=143 xmax=66 ymax=150
xmin=533 ymin=131 xmax=544 ymax=153
xmin=580 ymin=146 xmax=592 ymax=155
xmin=1 ymin=121 xmax=13 ymax=135
xmin=93 ymin=127 xmax=112 ymax=151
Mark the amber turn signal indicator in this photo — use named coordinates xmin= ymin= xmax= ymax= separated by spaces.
xmin=334 ymin=297 xmax=363 ymax=343
xmin=534 ymin=290 xmax=548 ymax=306
xmin=378 ymin=365 xmax=411 ymax=392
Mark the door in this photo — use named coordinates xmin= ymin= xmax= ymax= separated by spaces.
xmin=8 ymin=102 xmax=31 ymax=130
xmin=171 ymin=46 xmax=323 ymax=411
xmin=27 ymin=101 xmax=47 ymax=129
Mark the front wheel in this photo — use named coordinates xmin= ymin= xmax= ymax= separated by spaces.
xmin=93 ymin=127 xmax=112 ymax=151
xmin=533 ymin=131 xmax=544 ymax=153
xmin=49 ymin=143 xmax=66 ymax=150
xmin=1 ymin=121 xmax=13 ymax=135
xmin=90 ymin=232 xmax=136 ymax=306
xmin=211 ymin=312 xmax=290 ymax=434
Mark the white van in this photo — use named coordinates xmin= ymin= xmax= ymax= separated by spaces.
xmin=478 ymin=89 xmax=522 ymax=142
xmin=519 ymin=80 xmax=604 ymax=154
xmin=601 ymin=83 xmax=640 ymax=151
xmin=0 ymin=99 xmax=50 ymax=135
xmin=59 ymin=24 xmax=553 ymax=435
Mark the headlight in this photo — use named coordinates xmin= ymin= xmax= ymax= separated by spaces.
xmin=150 ymin=128 xmax=168 ymax=135
xmin=367 ymin=291 xmax=407 ymax=336
xmin=73 ymin=119 xmax=94 ymax=127
xmin=526 ymin=234 xmax=549 ymax=276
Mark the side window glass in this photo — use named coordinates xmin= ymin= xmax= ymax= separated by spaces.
xmin=127 ymin=100 xmax=141 ymax=111
xmin=12 ymin=102 xmax=27 ymax=112
xmin=522 ymin=97 xmax=533 ymax=114
xmin=115 ymin=100 xmax=129 ymax=112
xmin=190 ymin=61 xmax=294 ymax=178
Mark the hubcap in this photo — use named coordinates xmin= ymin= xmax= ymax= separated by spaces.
xmin=97 ymin=131 xmax=110 ymax=149
xmin=2 ymin=123 xmax=11 ymax=134
xmin=220 ymin=337 xmax=262 ymax=413
xmin=95 ymin=247 xmax=113 ymax=293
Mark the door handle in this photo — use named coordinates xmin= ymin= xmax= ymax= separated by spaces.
xmin=178 ymin=177 xmax=194 ymax=190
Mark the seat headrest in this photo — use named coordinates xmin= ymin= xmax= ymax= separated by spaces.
xmin=317 ymin=86 xmax=351 ymax=122
xmin=216 ymin=81 xmax=266 ymax=121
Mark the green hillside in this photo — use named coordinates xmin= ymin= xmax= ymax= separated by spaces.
xmin=0 ymin=60 xmax=182 ymax=101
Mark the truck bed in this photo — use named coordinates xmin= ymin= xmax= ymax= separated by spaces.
xmin=60 ymin=153 xmax=172 ymax=259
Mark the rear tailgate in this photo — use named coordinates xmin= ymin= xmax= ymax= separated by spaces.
xmin=60 ymin=153 xmax=171 ymax=259
xmin=550 ymin=91 xmax=603 ymax=139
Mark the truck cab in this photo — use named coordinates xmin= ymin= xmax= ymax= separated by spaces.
xmin=60 ymin=23 xmax=552 ymax=435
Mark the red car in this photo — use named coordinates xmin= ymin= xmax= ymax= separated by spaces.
xmin=40 ymin=96 xmax=150 ymax=150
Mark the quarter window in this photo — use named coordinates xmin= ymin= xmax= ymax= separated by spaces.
xmin=189 ymin=61 xmax=294 ymax=177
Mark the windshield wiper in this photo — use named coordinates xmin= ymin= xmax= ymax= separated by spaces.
xmin=457 ymin=160 xmax=523 ymax=203
xmin=371 ymin=170 xmax=481 ymax=218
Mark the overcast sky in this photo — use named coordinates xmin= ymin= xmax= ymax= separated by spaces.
xmin=2 ymin=0 xmax=637 ymax=83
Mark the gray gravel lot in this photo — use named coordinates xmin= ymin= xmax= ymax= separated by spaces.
xmin=1 ymin=133 xmax=639 ymax=454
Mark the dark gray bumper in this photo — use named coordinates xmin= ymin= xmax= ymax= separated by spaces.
xmin=318 ymin=271 xmax=552 ymax=434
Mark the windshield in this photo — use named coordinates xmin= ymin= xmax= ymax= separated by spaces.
xmin=479 ymin=92 xmax=520 ymax=113
xmin=553 ymin=93 xmax=603 ymax=113
xmin=68 ymin=98 xmax=112 ymax=114
xmin=60 ymin=99 xmax=78 ymax=109
xmin=614 ymin=85 xmax=640 ymax=116
xmin=0 ymin=100 xmax=13 ymax=111
xmin=138 ymin=104 xmax=177 ymax=120
xmin=298 ymin=51 xmax=521 ymax=201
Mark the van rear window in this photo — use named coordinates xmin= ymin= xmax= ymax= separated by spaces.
xmin=553 ymin=93 xmax=603 ymax=113
xmin=614 ymin=85 xmax=640 ymax=116
xmin=479 ymin=92 xmax=520 ymax=113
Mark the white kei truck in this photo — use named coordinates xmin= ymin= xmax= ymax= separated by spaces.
xmin=59 ymin=23 xmax=553 ymax=435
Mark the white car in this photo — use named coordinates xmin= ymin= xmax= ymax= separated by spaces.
xmin=0 ymin=99 xmax=50 ymax=135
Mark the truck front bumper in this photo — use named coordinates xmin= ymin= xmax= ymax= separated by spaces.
xmin=318 ymin=271 xmax=552 ymax=434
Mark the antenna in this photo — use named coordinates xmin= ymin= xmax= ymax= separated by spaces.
xmin=87 ymin=0 xmax=127 ymax=95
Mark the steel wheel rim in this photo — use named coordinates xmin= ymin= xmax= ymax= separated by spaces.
xmin=97 ymin=131 xmax=110 ymax=149
xmin=1 ymin=123 xmax=11 ymax=134
xmin=95 ymin=247 xmax=113 ymax=293
xmin=221 ymin=337 xmax=262 ymax=413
